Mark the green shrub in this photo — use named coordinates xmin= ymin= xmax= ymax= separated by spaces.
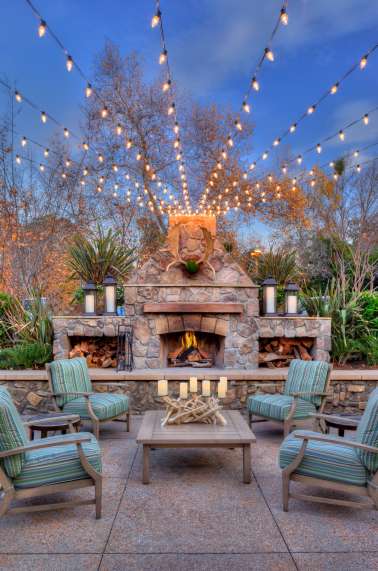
xmin=360 ymin=292 xmax=378 ymax=332
xmin=0 ymin=292 xmax=15 ymax=347
xmin=0 ymin=342 xmax=52 ymax=370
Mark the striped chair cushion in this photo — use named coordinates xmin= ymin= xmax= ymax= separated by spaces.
xmin=49 ymin=357 xmax=92 ymax=407
xmin=355 ymin=387 xmax=378 ymax=473
xmin=63 ymin=393 xmax=129 ymax=421
xmin=0 ymin=386 xmax=28 ymax=478
xmin=284 ymin=359 xmax=330 ymax=406
xmin=248 ymin=394 xmax=316 ymax=420
xmin=13 ymin=432 xmax=101 ymax=489
xmin=279 ymin=430 xmax=368 ymax=486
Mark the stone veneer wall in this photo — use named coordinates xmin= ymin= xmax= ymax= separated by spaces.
xmin=2 ymin=378 xmax=376 ymax=416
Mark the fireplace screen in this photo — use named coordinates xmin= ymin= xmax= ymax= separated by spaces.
xmin=161 ymin=330 xmax=224 ymax=368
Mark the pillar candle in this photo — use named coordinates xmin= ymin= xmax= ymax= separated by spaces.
xmin=189 ymin=377 xmax=198 ymax=393
xmin=179 ymin=382 xmax=188 ymax=399
xmin=217 ymin=382 xmax=226 ymax=399
xmin=202 ymin=380 xmax=211 ymax=397
xmin=157 ymin=379 xmax=168 ymax=397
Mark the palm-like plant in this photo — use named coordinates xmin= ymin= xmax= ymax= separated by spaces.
xmin=249 ymin=246 xmax=299 ymax=285
xmin=67 ymin=226 xmax=136 ymax=285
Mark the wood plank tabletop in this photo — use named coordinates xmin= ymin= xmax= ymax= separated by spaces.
xmin=136 ymin=410 xmax=256 ymax=446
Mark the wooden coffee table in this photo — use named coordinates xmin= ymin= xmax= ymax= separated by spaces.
xmin=136 ymin=410 xmax=256 ymax=484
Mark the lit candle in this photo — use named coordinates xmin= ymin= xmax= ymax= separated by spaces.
xmin=179 ymin=382 xmax=188 ymax=400
xmin=202 ymin=380 xmax=211 ymax=397
xmin=189 ymin=377 xmax=198 ymax=393
xmin=157 ymin=379 xmax=168 ymax=397
xmin=218 ymin=377 xmax=227 ymax=398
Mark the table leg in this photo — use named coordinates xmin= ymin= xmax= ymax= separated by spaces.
xmin=243 ymin=444 xmax=251 ymax=484
xmin=143 ymin=445 xmax=150 ymax=485
xmin=339 ymin=428 xmax=345 ymax=438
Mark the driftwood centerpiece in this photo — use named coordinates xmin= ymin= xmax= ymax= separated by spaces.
xmin=158 ymin=378 xmax=228 ymax=426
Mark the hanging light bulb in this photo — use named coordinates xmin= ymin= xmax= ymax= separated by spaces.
xmin=265 ymin=47 xmax=274 ymax=62
xmin=38 ymin=19 xmax=47 ymax=38
xmin=173 ymin=121 xmax=179 ymax=134
xmin=21 ymin=136 xmax=27 ymax=147
xmin=176 ymin=152 xmax=182 ymax=160
xmin=112 ymin=164 xmax=118 ymax=172
xmin=82 ymin=142 xmax=89 ymax=151
xmin=297 ymin=155 xmax=303 ymax=164
xmin=99 ymin=176 xmax=105 ymax=184
xmin=268 ymin=174 xmax=273 ymax=183
xmin=61 ymin=172 xmax=67 ymax=179
xmin=353 ymin=150 xmax=359 ymax=157
xmin=96 ymin=185 xmax=102 ymax=193
xmin=329 ymin=161 xmax=335 ymax=167
xmin=360 ymin=54 xmax=368 ymax=69
xmin=227 ymin=135 xmax=234 ymax=147
xmin=126 ymin=139 xmax=133 ymax=149
xmin=280 ymin=7 xmax=289 ymax=25
xmin=101 ymin=106 xmax=108 ymax=118
xmin=63 ymin=127 xmax=69 ymax=138
xmin=80 ymin=179 xmax=85 ymax=186
xmin=44 ymin=148 xmax=49 ymax=157
xmin=307 ymin=104 xmax=316 ymax=115
xmin=162 ymin=79 xmax=171 ymax=92
xmin=217 ymin=161 xmax=222 ymax=170
xmin=39 ymin=163 xmax=45 ymax=171
xmin=273 ymin=138 xmax=280 ymax=146
xmin=292 ymin=177 xmax=297 ymax=185
xmin=310 ymin=179 xmax=316 ymax=187
xmin=66 ymin=55 xmax=73 ymax=72
xmin=363 ymin=113 xmax=369 ymax=125
xmin=338 ymin=130 xmax=345 ymax=141
xmin=281 ymin=165 xmax=287 ymax=174
xmin=356 ymin=164 xmax=361 ymax=173
xmin=159 ymin=49 xmax=168 ymax=64
xmin=116 ymin=123 xmax=123 ymax=135
xmin=333 ymin=173 xmax=339 ymax=181
xmin=83 ymin=167 xmax=89 ymax=176
xmin=98 ymin=153 xmax=104 ymax=163
xmin=151 ymin=9 xmax=161 ymax=28
xmin=316 ymin=143 xmax=322 ymax=154
xmin=85 ymin=83 xmax=92 ymax=97
xmin=136 ymin=152 xmax=142 ymax=161
xmin=252 ymin=76 xmax=260 ymax=91
xmin=309 ymin=169 xmax=314 ymax=176
xmin=15 ymin=155 xmax=21 ymax=164
xmin=242 ymin=101 xmax=250 ymax=113
xmin=289 ymin=123 xmax=297 ymax=133
xmin=330 ymin=82 xmax=339 ymax=94
xmin=15 ymin=90 xmax=22 ymax=103
xmin=235 ymin=119 xmax=243 ymax=131
xmin=221 ymin=149 xmax=227 ymax=160
xmin=65 ymin=158 xmax=71 ymax=167
xmin=168 ymin=102 xmax=175 ymax=115
xmin=249 ymin=162 xmax=256 ymax=170
xmin=262 ymin=151 xmax=269 ymax=160
xmin=41 ymin=111 xmax=47 ymax=123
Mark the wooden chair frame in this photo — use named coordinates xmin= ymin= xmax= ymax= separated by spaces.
xmin=0 ymin=415 xmax=102 ymax=518
xmin=46 ymin=363 xmax=131 ymax=440
xmin=249 ymin=365 xmax=332 ymax=437
xmin=281 ymin=428 xmax=378 ymax=511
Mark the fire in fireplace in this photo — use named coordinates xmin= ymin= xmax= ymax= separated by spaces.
xmin=163 ymin=330 xmax=224 ymax=368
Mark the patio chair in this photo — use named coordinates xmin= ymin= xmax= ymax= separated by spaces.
xmin=0 ymin=386 xmax=102 ymax=518
xmin=279 ymin=387 xmax=378 ymax=511
xmin=247 ymin=360 xmax=332 ymax=436
xmin=46 ymin=357 xmax=130 ymax=440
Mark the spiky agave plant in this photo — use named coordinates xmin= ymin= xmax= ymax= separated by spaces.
xmin=67 ymin=225 xmax=136 ymax=285
xmin=250 ymin=246 xmax=299 ymax=285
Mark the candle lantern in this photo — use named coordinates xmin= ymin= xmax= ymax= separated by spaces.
xmin=285 ymin=282 xmax=300 ymax=315
xmin=103 ymin=274 xmax=117 ymax=315
xmin=83 ymin=280 xmax=97 ymax=315
xmin=262 ymin=276 xmax=278 ymax=316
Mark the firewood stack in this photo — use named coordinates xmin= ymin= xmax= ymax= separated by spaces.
xmin=259 ymin=338 xmax=314 ymax=368
xmin=69 ymin=338 xmax=117 ymax=368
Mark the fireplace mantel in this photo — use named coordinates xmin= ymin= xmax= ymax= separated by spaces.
xmin=143 ymin=303 xmax=243 ymax=314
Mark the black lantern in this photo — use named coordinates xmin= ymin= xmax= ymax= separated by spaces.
xmin=103 ymin=274 xmax=117 ymax=315
xmin=285 ymin=282 xmax=300 ymax=315
xmin=83 ymin=280 xmax=97 ymax=315
xmin=262 ymin=276 xmax=278 ymax=316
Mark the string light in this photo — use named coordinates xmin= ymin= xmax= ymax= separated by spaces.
xmin=316 ymin=143 xmax=322 ymax=154
xmin=85 ymin=83 xmax=92 ymax=97
xmin=252 ymin=76 xmax=260 ymax=91
xmin=41 ymin=111 xmax=47 ymax=123
xmin=66 ymin=55 xmax=73 ymax=72
xmin=151 ymin=9 xmax=161 ymax=28
xmin=101 ymin=106 xmax=108 ymax=118
xmin=63 ymin=127 xmax=69 ymax=138
xmin=159 ymin=49 xmax=167 ymax=64
xmin=339 ymin=130 xmax=345 ymax=141
xmin=264 ymin=47 xmax=274 ymax=62
xmin=21 ymin=136 xmax=27 ymax=147
xmin=360 ymin=54 xmax=368 ymax=69
xmin=15 ymin=155 xmax=21 ymax=164
xmin=168 ymin=102 xmax=175 ymax=115
xmin=116 ymin=123 xmax=123 ymax=135
xmin=363 ymin=113 xmax=369 ymax=125
xmin=280 ymin=7 xmax=289 ymax=25
xmin=38 ymin=19 xmax=46 ymax=37
xmin=242 ymin=101 xmax=250 ymax=113
xmin=330 ymin=82 xmax=339 ymax=94
xmin=44 ymin=148 xmax=49 ymax=157
xmin=162 ymin=79 xmax=171 ymax=92
xmin=15 ymin=90 xmax=22 ymax=102
xmin=289 ymin=123 xmax=297 ymax=133
xmin=307 ymin=104 xmax=316 ymax=115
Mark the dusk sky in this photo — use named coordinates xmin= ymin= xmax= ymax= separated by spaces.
xmin=1 ymin=0 xmax=377 ymax=242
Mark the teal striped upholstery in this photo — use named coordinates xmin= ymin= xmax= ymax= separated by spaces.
xmin=248 ymin=394 xmax=316 ymax=420
xmin=63 ymin=393 xmax=129 ymax=420
xmin=279 ymin=430 xmax=368 ymax=486
xmin=355 ymin=387 xmax=378 ymax=473
xmin=284 ymin=360 xmax=330 ymax=406
xmin=0 ymin=386 xmax=28 ymax=478
xmin=49 ymin=357 xmax=92 ymax=408
xmin=13 ymin=432 xmax=101 ymax=489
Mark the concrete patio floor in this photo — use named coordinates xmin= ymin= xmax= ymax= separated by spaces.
xmin=0 ymin=416 xmax=377 ymax=571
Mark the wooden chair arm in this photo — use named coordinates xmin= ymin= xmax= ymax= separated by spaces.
xmin=49 ymin=391 xmax=93 ymax=398
xmin=24 ymin=414 xmax=80 ymax=426
xmin=293 ymin=431 xmax=378 ymax=454
xmin=0 ymin=434 xmax=92 ymax=458
xmin=309 ymin=413 xmax=360 ymax=426
xmin=289 ymin=391 xmax=332 ymax=397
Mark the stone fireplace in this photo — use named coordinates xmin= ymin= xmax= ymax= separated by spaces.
xmin=52 ymin=215 xmax=331 ymax=369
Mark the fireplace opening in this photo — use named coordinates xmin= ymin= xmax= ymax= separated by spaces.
xmin=259 ymin=337 xmax=314 ymax=368
xmin=161 ymin=330 xmax=224 ymax=368
xmin=69 ymin=336 xmax=117 ymax=368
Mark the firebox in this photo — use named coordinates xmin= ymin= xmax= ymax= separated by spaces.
xmin=161 ymin=330 xmax=225 ymax=368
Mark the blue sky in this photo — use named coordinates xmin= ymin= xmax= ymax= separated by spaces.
xmin=1 ymin=0 xmax=377 ymax=242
